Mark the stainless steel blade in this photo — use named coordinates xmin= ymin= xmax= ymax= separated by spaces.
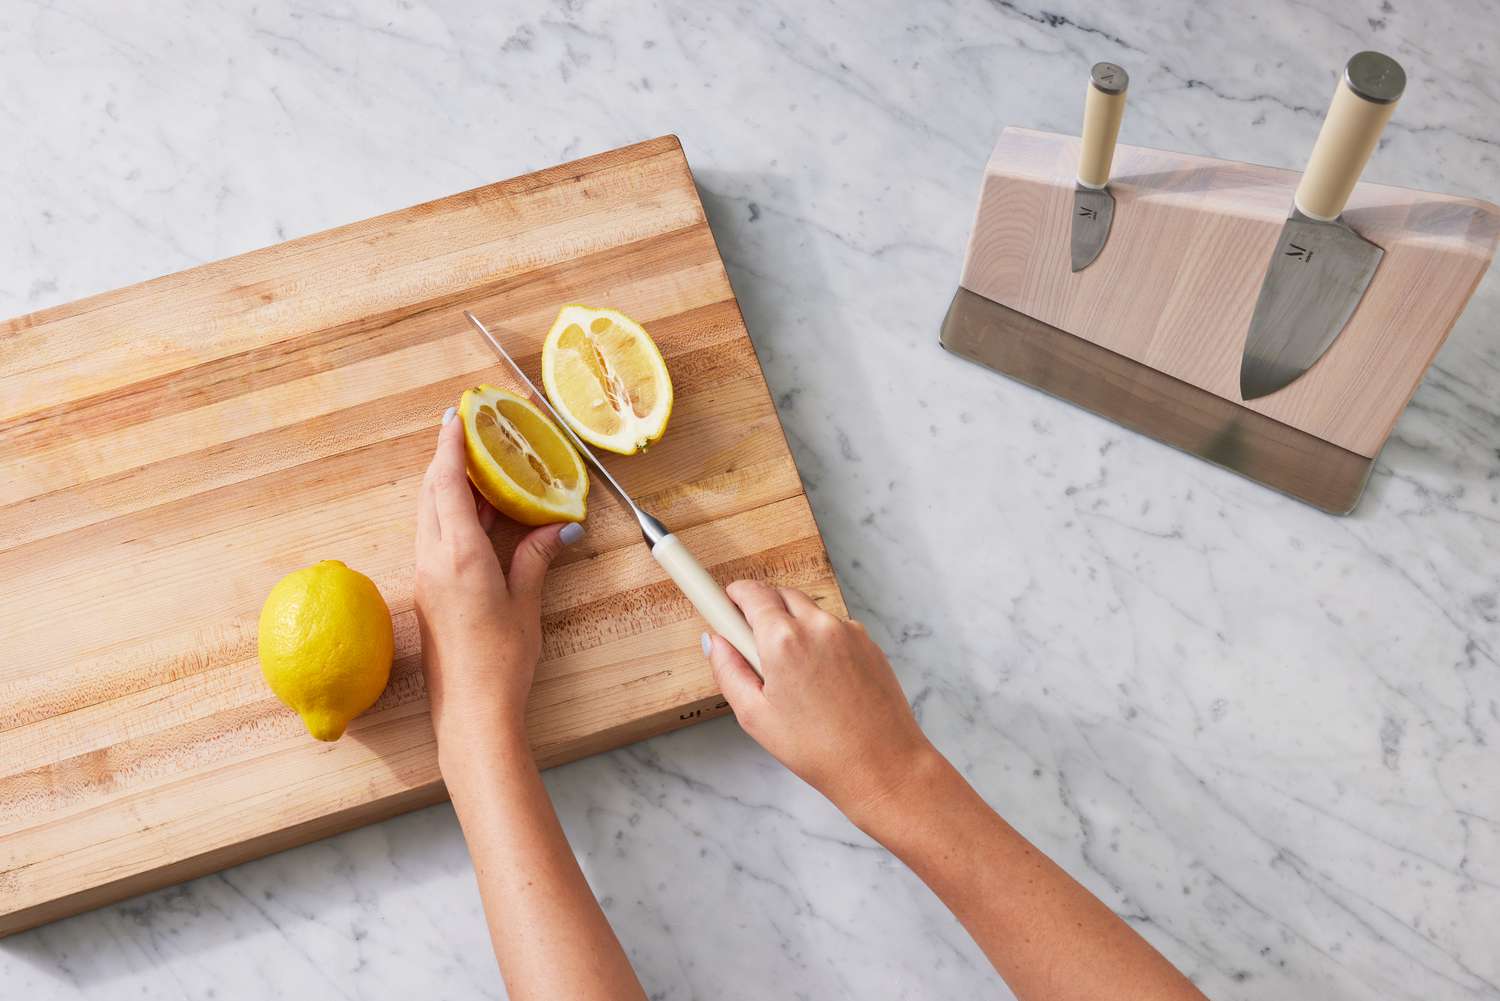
xmin=463 ymin=310 xmax=668 ymax=544
xmin=1239 ymin=210 xmax=1383 ymax=400
xmin=1071 ymin=185 xmax=1115 ymax=272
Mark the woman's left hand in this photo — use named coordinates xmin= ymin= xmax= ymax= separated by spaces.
xmin=414 ymin=408 xmax=581 ymax=751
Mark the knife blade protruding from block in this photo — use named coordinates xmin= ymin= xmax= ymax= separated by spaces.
xmin=1072 ymin=61 xmax=1129 ymax=272
xmin=1239 ymin=51 xmax=1405 ymax=401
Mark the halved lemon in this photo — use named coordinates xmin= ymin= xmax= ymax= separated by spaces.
xmin=540 ymin=305 xmax=673 ymax=455
xmin=459 ymin=385 xmax=588 ymax=525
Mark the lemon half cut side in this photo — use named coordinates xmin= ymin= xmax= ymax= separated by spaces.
xmin=540 ymin=305 xmax=673 ymax=456
xmin=460 ymin=385 xmax=589 ymax=525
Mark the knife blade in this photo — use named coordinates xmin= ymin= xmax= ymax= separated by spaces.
xmin=1239 ymin=51 xmax=1405 ymax=401
xmin=463 ymin=310 xmax=764 ymax=676
xmin=1072 ymin=61 xmax=1129 ymax=272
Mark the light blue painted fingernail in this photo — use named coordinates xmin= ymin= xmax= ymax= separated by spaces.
xmin=559 ymin=522 xmax=585 ymax=545
xmin=700 ymin=632 xmax=712 ymax=657
xmin=441 ymin=406 xmax=457 ymax=425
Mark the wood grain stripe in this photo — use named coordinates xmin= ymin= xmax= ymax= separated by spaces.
xmin=0 ymin=222 xmax=726 ymax=448
xmin=0 ymin=140 xmax=700 ymax=419
xmin=0 ymin=299 xmax=758 ymax=551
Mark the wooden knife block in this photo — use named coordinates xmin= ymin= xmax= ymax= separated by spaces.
xmin=943 ymin=127 xmax=1500 ymax=511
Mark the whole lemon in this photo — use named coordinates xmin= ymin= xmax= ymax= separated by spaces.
xmin=258 ymin=560 xmax=394 ymax=741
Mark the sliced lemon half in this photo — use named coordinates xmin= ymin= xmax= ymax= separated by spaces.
xmin=540 ymin=304 xmax=673 ymax=455
xmin=459 ymin=385 xmax=588 ymax=525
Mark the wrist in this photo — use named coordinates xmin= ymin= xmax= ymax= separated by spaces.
xmin=840 ymin=741 xmax=956 ymax=836
xmin=434 ymin=707 xmax=531 ymax=781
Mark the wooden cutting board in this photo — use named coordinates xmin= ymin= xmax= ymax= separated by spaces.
xmin=0 ymin=136 xmax=843 ymax=936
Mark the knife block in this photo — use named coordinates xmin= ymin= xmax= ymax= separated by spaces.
xmin=942 ymin=127 xmax=1500 ymax=512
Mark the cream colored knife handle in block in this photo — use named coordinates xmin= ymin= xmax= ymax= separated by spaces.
xmin=652 ymin=533 xmax=763 ymax=676
xmin=1295 ymin=51 xmax=1405 ymax=221
xmin=1077 ymin=62 xmax=1129 ymax=189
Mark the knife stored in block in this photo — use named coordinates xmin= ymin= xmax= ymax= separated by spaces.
xmin=1239 ymin=51 xmax=1405 ymax=401
xmin=1071 ymin=61 xmax=1128 ymax=272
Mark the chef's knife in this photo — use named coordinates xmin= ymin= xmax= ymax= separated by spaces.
xmin=463 ymin=310 xmax=763 ymax=677
xmin=1239 ymin=51 xmax=1405 ymax=401
xmin=1072 ymin=61 xmax=1129 ymax=272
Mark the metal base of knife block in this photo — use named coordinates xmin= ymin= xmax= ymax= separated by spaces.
xmin=940 ymin=287 xmax=1376 ymax=513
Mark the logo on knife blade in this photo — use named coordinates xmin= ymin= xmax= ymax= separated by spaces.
xmin=1285 ymin=242 xmax=1314 ymax=262
xmin=1077 ymin=205 xmax=1098 ymax=220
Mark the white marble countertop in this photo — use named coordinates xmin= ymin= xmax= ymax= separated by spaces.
xmin=4 ymin=1 xmax=1498 ymax=998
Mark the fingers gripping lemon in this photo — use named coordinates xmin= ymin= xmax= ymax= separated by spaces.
xmin=258 ymin=560 xmax=395 ymax=741
xmin=541 ymin=305 xmax=673 ymax=455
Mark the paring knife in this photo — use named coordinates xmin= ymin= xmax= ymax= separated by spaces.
xmin=1239 ymin=51 xmax=1405 ymax=400
xmin=1072 ymin=61 xmax=1129 ymax=272
xmin=464 ymin=310 xmax=763 ymax=677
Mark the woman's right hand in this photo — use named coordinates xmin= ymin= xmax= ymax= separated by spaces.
xmin=708 ymin=587 xmax=1213 ymax=1001
xmin=705 ymin=581 xmax=938 ymax=826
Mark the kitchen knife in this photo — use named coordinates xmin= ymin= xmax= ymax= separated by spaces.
xmin=1072 ymin=61 xmax=1129 ymax=272
xmin=1239 ymin=51 xmax=1405 ymax=401
xmin=463 ymin=310 xmax=764 ymax=677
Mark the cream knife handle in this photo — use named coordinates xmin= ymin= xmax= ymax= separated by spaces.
xmin=1077 ymin=62 xmax=1129 ymax=189
xmin=651 ymin=533 xmax=763 ymax=677
xmin=1294 ymin=51 xmax=1405 ymax=221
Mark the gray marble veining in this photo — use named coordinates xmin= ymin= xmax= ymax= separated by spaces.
xmin=3 ymin=1 xmax=1498 ymax=998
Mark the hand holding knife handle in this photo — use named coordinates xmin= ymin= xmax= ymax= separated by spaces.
xmin=1294 ymin=51 xmax=1406 ymax=221
xmin=1077 ymin=61 xmax=1128 ymax=189
xmin=651 ymin=535 xmax=761 ymax=673
xmin=609 ymin=506 xmax=763 ymax=676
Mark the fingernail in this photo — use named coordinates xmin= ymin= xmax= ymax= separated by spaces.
xmin=441 ymin=406 xmax=457 ymax=425
xmin=559 ymin=522 xmax=584 ymax=545
xmin=700 ymin=632 xmax=712 ymax=657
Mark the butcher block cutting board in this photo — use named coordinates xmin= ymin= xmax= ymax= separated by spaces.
xmin=0 ymin=135 xmax=843 ymax=936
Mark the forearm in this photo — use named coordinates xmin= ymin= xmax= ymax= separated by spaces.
xmin=440 ymin=724 xmax=646 ymax=1001
xmin=850 ymin=749 xmax=1205 ymax=1001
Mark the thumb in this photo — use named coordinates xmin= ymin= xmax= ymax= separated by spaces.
xmin=705 ymin=632 xmax=765 ymax=720
xmin=507 ymin=523 xmax=578 ymax=605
